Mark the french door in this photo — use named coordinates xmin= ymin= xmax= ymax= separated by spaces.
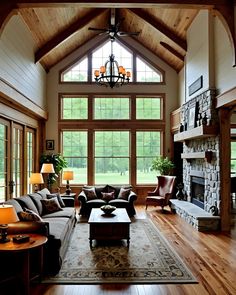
xmin=0 ymin=118 xmax=36 ymax=201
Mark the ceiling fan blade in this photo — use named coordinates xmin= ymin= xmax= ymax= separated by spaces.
xmin=88 ymin=27 xmax=108 ymax=33
xmin=118 ymin=31 xmax=140 ymax=36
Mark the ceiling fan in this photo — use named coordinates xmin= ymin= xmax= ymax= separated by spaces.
xmin=88 ymin=8 xmax=140 ymax=40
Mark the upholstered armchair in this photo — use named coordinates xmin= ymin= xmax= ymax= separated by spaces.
xmin=145 ymin=175 xmax=176 ymax=212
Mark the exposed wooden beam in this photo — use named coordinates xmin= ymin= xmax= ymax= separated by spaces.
xmin=160 ymin=41 xmax=185 ymax=62
xmin=0 ymin=1 xmax=18 ymax=36
xmin=128 ymin=8 xmax=187 ymax=51
xmin=35 ymin=8 xmax=107 ymax=63
xmin=216 ymin=87 xmax=236 ymax=108
xmin=13 ymin=0 xmax=228 ymax=8
xmin=219 ymin=108 xmax=231 ymax=231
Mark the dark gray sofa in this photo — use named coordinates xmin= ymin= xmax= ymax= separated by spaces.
xmin=4 ymin=188 xmax=76 ymax=275
xmin=78 ymin=185 xmax=137 ymax=217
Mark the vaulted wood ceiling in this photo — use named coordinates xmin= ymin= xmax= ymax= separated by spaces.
xmin=16 ymin=6 xmax=199 ymax=72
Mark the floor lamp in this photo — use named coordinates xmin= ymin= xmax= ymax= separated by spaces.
xmin=40 ymin=163 xmax=55 ymax=191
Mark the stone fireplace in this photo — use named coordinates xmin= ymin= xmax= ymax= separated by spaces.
xmin=171 ymin=89 xmax=221 ymax=231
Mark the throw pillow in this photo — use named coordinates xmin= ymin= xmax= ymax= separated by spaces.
xmin=41 ymin=197 xmax=62 ymax=214
xmin=18 ymin=208 xmax=43 ymax=222
xmin=47 ymin=193 xmax=65 ymax=208
xmin=118 ymin=187 xmax=131 ymax=200
xmin=83 ymin=187 xmax=97 ymax=200
xmin=101 ymin=191 xmax=115 ymax=202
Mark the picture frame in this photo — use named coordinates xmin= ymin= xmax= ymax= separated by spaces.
xmin=46 ymin=140 xmax=54 ymax=150
xmin=188 ymin=76 xmax=203 ymax=96
xmin=187 ymin=103 xmax=197 ymax=129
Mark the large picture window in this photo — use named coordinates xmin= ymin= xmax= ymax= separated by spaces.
xmin=62 ymin=131 xmax=88 ymax=184
xmin=95 ymin=131 xmax=130 ymax=184
xmin=61 ymin=96 xmax=88 ymax=120
xmin=60 ymin=95 xmax=164 ymax=185
xmin=94 ymin=97 xmax=130 ymax=120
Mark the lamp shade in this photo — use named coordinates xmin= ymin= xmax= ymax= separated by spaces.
xmin=0 ymin=205 xmax=19 ymax=224
xmin=40 ymin=163 xmax=55 ymax=174
xmin=63 ymin=171 xmax=74 ymax=181
xmin=29 ymin=173 xmax=44 ymax=184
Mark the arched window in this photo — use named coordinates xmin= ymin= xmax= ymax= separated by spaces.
xmin=60 ymin=40 xmax=163 ymax=83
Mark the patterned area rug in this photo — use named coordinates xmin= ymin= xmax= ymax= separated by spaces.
xmin=43 ymin=218 xmax=197 ymax=284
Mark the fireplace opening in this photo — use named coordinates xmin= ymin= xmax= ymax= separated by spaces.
xmin=191 ymin=176 xmax=204 ymax=209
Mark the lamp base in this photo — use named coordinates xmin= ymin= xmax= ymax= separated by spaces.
xmin=65 ymin=188 xmax=71 ymax=195
xmin=0 ymin=226 xmax=10 ymax=243
xmin=0 ymin=236 xmax=10 ymax=243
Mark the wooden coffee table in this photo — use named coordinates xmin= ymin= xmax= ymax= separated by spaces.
xmin=88 ymin=208 xmax=131 ymax=248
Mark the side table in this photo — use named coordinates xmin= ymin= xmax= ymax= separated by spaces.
xmin=61 ymin=192 xmax=77 ymax=207
xmin=0 ymin=233 xmax=47 ymax=295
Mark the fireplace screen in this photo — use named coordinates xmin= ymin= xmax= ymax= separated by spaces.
xmin=191 ymin=176 xmax=204 ymax=208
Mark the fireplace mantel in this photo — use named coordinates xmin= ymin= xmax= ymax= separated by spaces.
xmin=181 ymin=151 xmax=213 ymax=163
xmin=174 ymin=125 xmax=218 ymax=142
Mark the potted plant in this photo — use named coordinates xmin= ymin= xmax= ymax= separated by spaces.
xmin=151 ymin=156 xmax=174 ymax=175
xmin=40 ymin=153 xmax=68 ymax=187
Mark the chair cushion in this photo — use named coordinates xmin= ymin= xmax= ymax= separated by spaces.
xmin=41 ymin=197 xmax=63 ymax=214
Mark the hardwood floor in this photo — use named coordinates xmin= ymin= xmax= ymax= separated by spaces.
xmin=31 ymin=205 xmax=236 ymax=295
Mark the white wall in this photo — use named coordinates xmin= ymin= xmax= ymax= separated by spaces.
xmin=185 ymin=10 xmax=211 ymax=101
xmin=47 ymin=35 xmax=179 ymax=156
xmin=214 ymin=16 xmax=236 ymax=94
xmin=0 ymin=15 xmax=46 ymax=109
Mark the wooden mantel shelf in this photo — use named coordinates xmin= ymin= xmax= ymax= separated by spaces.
xmin=181 ymin=151 xmax=213 ymax=163
xmin=174 ymin=125 xmax=218 ymax=142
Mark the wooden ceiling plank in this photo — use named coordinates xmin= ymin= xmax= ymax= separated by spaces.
xmin=128 ymin=8 xmax=187 ymax=51
xmin=160 ymin=41 xmax=185 ymax=61
xmin=14 ymin=0 xmax=227 ymax=8
xmin=35 ymin=8 xmax=107 ymax=63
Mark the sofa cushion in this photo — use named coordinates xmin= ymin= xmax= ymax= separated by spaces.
xmin=95 ymin=186 xmax=107 ymax=198
xmin=41 ymin=197 xmax=62 ymax=214
xmin=87 ymin=199 xmax=106 ymax=207
xmin=109 ymin=199 xmax=129 ymax=207
xmin=42 ymin=207 xmax=75 ymax=219
xmin=28 ymin=193 xmax=44 ymax=215
xmin=47 ymin=193 xmax=65 ymax=208
xmin=102 ymin=191 xmax=115 ymax=202
xmin=37 ymin=188 xmax=51 ymax=199
xmin=4 ymin=199 xmax=23 ymax=214
xmin=18 ymin=208 xmax=43 ymax=222
xmin=118 ymin=187 xmax=131 ymax=200
xmin=16 ymin=195 xmax=40 ymax=215
xmin=83 ymin=187 xmax=97 ymax=200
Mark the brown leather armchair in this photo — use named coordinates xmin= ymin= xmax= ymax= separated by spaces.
xmin=146 ymin=175 xmax=176 ymax=212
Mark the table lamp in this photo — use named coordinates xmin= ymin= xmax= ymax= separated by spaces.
xmin=0 ymin=204 xmax=19 ymax=243
xmin=63 ymin=171 xmax=74 ymax=195
xmin=40 ymin=163 xmax=55 ymax=190
xmin=29 ymin=173 xmax=44 ymax=192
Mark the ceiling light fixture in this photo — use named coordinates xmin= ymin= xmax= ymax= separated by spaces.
xmin=94 ymin=39 xmax=131 ymax=88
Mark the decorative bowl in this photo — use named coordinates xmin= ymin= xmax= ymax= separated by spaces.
xmin=100 ymin=205 xmax=116 ymax=215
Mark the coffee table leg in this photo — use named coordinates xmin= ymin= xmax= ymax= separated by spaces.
xmin=89 ymin=238 xmax=93 ymax=249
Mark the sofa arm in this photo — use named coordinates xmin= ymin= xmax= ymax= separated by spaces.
xmin=8 ymin=221 xmax=49 ymax=236
xmin=78 ymin=191 xmax=87 ymax=204
xmin=62 ymin=197 xmax=75 ymax=207
xmin=128 ymin=191 xmax=137 ymax=202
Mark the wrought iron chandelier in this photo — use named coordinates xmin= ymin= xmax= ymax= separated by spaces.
xmin=94 ymin=39 xmax=131 ymax=88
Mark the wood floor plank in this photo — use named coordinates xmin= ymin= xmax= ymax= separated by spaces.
xmin=30 ymin=205 xmax=236 ymax=295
